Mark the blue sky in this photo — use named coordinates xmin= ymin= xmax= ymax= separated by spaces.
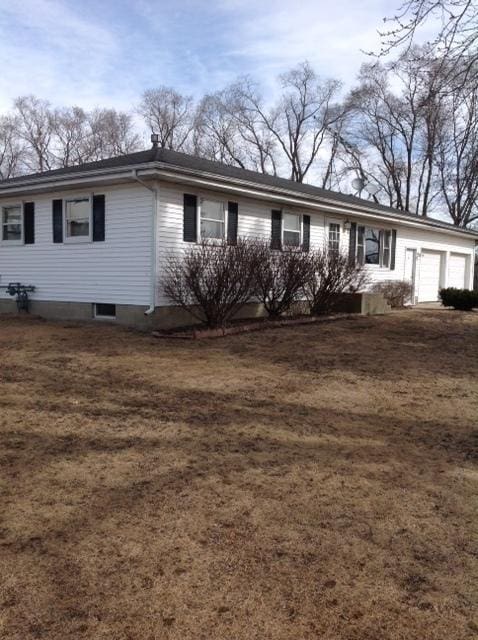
xmin=0 ymin=0 xmax=408 ymax=113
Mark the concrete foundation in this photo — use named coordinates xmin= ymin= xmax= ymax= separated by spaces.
xmin=0 ymin=293 xmax=390 ymax=329
xmin=331 ymin=292 xmax=391 ymax=315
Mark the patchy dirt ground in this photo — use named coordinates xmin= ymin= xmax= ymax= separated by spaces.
xmin=0 ymin=309 xmax=477 ymax=640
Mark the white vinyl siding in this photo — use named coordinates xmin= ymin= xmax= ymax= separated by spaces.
xmin=155 ymin=181 xmax=475 ymax=307
xmin=1 ymin=177 xmax=474 ymax=311
xmin=0 ymin=184 xmax=153 ymax=305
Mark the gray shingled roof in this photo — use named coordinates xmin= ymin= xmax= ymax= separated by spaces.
xmin=1 ymin=146 xmax=477 ymax=237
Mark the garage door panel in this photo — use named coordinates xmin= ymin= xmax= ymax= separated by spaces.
xmin=418 ymin=251 xmax=442 ymax=302
xmin=448 ymin=253 xmax=467 ymax=289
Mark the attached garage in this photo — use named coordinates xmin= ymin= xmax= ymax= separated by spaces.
xmin=448 ymin=253 xmax=468 ymax=289
xmin=418 ymin=250 xmax=443 ymax=302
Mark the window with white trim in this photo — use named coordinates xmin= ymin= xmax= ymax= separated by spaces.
xmin=283 ymin=212 xmax=301 ymax=247
xmin=200 ymin=198 xmax=225 ymax=240
xmin=328 ymin=222 xmax=340 ymax=252
xmin=364 ymin=227 xmax=380 ymax=264
xmin=2 ymin=205 xmax=23 ymax=242
xmin=356 ymin=226 xmax=392 ymax=267
xmin=65 ymin=197 xmax=90 ymax=239
xmin=381 ymin=230 xmax=391 ymax=268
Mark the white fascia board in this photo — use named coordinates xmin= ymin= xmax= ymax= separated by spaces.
xmin=0 ymin=165 xmax=157 ymax=197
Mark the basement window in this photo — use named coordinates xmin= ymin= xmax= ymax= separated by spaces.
xmin=94 ymin=303 xmax=116 ymax=319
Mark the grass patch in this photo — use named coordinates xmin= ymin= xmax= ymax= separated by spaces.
xmin=0 ymin=310 xmax=477 ymax=639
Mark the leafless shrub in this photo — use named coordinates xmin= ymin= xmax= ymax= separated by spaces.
xmin=304 ymin=249 xmax=368 ymax=315
xmin=251 ymin=241 xmax=314 ymax=317
xmin=371 ymin=280 xmax=413 ymax=308
xmin=163 ymin=240 xmax=257 ymax=328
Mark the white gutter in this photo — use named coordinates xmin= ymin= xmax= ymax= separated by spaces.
xmin=131 ymin=170 xmax=158 ymax=316
xmin=0 ymin=163 xmax=157 ymax=192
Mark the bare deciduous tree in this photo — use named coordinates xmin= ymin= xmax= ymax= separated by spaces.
xmin=139 ymin=87 xmax=195 ymax=151
xmin=51 ymin=106 xmax=89 ymax=167
xmin=377 ymin=0 xmax=478 ymax=88
xmin=435 ymin=78 xmax=478 ymax=226
xmin=230 ymin=62 xmax=345 ymax=182
xmin=345 ymin=49 xmax=451 ymax=215
xmin=85 ymin=108 xmax=142 ymax=161
xmin=0 ymin=115 xmax=25 ymax=180
xmin=13 ymin=95 xmax=54 ymax=172
xmin=193 ymin=92 xmax=250 ymax=168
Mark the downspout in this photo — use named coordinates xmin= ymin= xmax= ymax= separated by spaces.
xmin=132 ymin=169 xmax=158 ymax=316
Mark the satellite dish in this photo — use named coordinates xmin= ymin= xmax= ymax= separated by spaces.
xmin=352 ymin=177 xmax=365 ymax=192
xmin=364 ymin=182 xmax=380 ymax=196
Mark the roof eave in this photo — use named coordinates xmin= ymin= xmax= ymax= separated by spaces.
xmin=149 ymin=162 xmax=478 ymax=239
xmin=0 ymin=159 xmax=477 ymax=239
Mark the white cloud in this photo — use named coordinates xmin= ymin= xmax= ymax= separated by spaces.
xmin=0 ymin=0 xmax=123 ymax=111
xmin=0 ymin=0 xmax=440 ymax=115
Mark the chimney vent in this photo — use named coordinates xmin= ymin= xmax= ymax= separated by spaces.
xmin=151 ymin=133 xmax=160 ymax=148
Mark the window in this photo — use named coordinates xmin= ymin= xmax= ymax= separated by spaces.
xmin=200 ymin=199 xmax=225 ymax=240
xmin=283 ymin=213 xmax=301 ymax=247
xmin=356 ymin=226 xmax=393 ymax=267
xmin=357 ymin=225 xmax=365 ymax=264
xmin=2 ymin=205 xmax=22 ymax=242
xmin=328 ymin=222 xmax=340 ymax=252
xmin=65 ymin=197 xmax=90 ymax=239
xmin=364 ymin=227 xmax=380 ymax=264
xmin=382 ymin=230 xmax=391 ymax=268
xmin=94 ymin=303 xmax=116 ymax=318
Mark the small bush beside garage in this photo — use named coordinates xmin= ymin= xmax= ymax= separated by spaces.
xmin=439 ymin=287 xmax=478 ymax=310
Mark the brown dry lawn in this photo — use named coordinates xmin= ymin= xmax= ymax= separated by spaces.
xmin=0 ymin=310 xmax=477 ymax=640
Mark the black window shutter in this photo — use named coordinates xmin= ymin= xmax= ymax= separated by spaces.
xmin=302 ymin=215 xmax=310 ymax=251
xmin=271 ymin=210 xmax=282 ymax=250
xmin=52 ymin=199 xmax=63 ymax=243
xmin=93 ymin=194 xmax=105 ymax=242
xmin=24 ymin=202 xmax=35 ymax=244
xmin=348 ymin=222 xmax=357 ymax=263
xmin=183 ymin=194 xmax=197 ymax=242
xmin=378 ymin=229 xmax=384 ymax=266
xmin=227 ymin=201 xmax=238 ymax=245
xmin=390 ymin=229 xmax=397 ymax=270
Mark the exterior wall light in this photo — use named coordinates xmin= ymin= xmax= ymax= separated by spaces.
xmin=343 ymin=220 xmax=352 ymax=230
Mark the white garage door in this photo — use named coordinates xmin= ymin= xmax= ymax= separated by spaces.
xmin=448 ymin=253 xmax=467 ymax=289
xmin=418 ymin=251 xmax=442 ymax=302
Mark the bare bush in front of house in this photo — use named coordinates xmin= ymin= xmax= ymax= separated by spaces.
xmin=304 ymin=249 xmax=368 ymax=315
xmin=163 ymin=239 xmax=257 ymax=328
xmin=371 ymin=280 xmax=413 ymax=308
xmin=251 ymin=241 xmax=314 ymax=318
